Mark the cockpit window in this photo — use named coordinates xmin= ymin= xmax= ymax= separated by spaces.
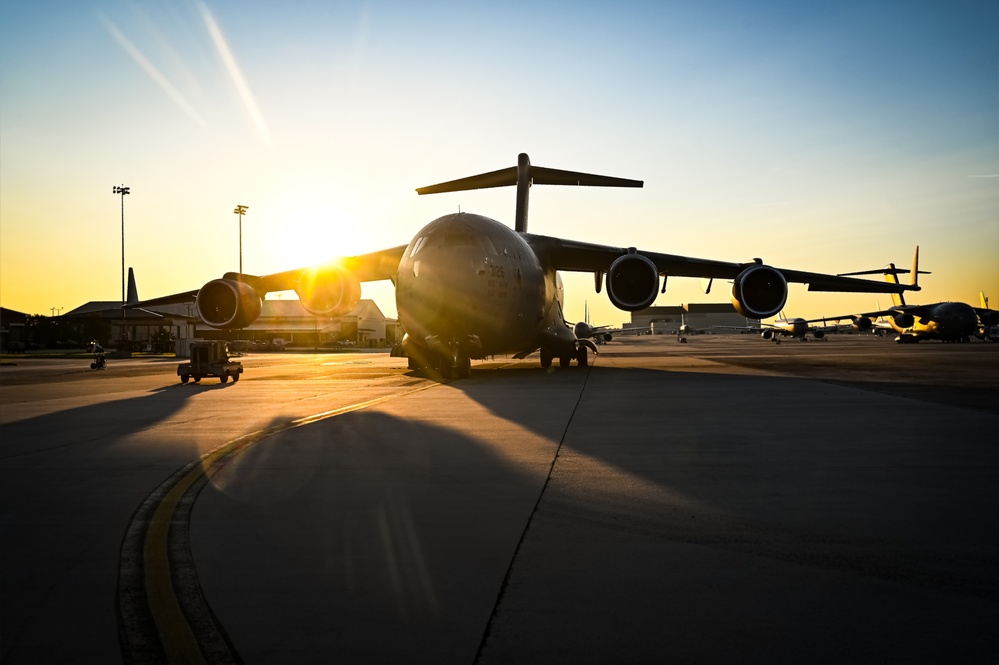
xmin=444 ymin=230 xmax=475 ymax=247
xmin=409 ymin=236 xmax=428 ymax=257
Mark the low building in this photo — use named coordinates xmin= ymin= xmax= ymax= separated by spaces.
xmin=0 ymin=307 xmax=28 ymax=352
xmin=195 ymin=299 xmax=399 ymax=348
xmin=631 ymin=303 xmax=759 ymax=334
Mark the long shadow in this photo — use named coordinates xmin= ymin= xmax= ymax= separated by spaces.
xmin=0 ymin=382 xmax=235 ymax=663
xmin=190 ymin=409 xmax=554 ymax=663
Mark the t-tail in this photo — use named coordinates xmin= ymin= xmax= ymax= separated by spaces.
xmin=415 ymin=153 xmax=643 ymax=233
xmin=885 ymin=246 xmax=920 ymax=307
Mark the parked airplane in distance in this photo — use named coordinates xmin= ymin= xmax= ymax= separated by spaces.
xmin=571 ymin=302 xmax=647 ymax=344
xmin=814 ymin=247 xmax=994 ymax=344
xmin=133 ymin=153 xmax=919 ymax=377
xmin=715 ymin=312 xmax=836 ymax=343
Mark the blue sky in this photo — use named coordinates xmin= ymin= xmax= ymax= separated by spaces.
xmin=1 ymin=1 xmax=996 ymax=323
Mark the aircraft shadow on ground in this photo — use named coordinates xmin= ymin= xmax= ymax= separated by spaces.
xmin=193 ymin=408 xmax=554 ymax=662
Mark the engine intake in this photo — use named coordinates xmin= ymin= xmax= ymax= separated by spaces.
xmin=606 ymin=252 xmax=659 ymax=311
xmin=295 ymin=265 xmax=361 ymax=317
xmin=197 ymin=279 xmax=262 ymax=329
xmin=853 ymin=316 xmax=872 ymax=331
xmin=892 ymin=312 xmax=914 ymax=328
xmin=731 ymin=265 xmax=787 ymax=319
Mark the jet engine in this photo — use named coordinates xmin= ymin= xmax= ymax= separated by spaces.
xmin=606 ymin=253 xmax=659 ymax=311
xmin=981 ymin=310 xmax=999 ymax=326
xmin=761 ymin=329 xmax=776 ymax=340
xmin=853 ymin=316 xmax=872 ymax=331
xmin=892 ymin=312 xmax=914 ymax=328
xmin=813 ymin=329 xmax=825 ymax=339
xmin=731 ymin=265 xmax=787 ymax=319
xmin=601 ymin=332 xmax=613 ymax=343
xmin=196 ymin=279 xmax=263 ymax=329
xmin=295 ymin=265 xmax=361 ymax=317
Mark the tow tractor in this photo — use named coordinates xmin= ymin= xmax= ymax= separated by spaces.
xmin=178 ymin=340 xmax=243 ymax=384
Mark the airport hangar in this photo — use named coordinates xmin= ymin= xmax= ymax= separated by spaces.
xmin=630 ymin=303 xmax=759 ymax=333
xmin=58 ymin=298 xmax=400 ymax=353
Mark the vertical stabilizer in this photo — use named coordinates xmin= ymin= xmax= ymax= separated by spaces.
xmin=884 ymin=263 xmax=905 ymax=307
xmin=126 ymin=267 xmax=139 ymax=305
xmin=981 ymin=292 xmax=989 ymax=309
xmin=910 ymin=245 xmax=920 ymax=288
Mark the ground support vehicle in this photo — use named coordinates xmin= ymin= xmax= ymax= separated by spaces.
xmin=177 ymin=340 xmax=243 ymax=384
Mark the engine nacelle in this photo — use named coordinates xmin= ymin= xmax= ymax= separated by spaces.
xmin=892 ymin=312 xmax=914 ymax=328
xmin=731 ymin=265 xmax=787 ymax=319
xmin=853 ymin=316 xmax=872 ymax=331
xmin=813 ymin=329 xmax=825 ymax=339
xmin=761 ymin=329 xmax=776 ymax=340
xmin=196 ymin=278 xmax=262 ymax=329
xmin=601 ymin=332 xmax=613 ymax=343
xmin=606 ymin=252 xmax=659 ymax=312
xmin=981 ymin=310 xmax=999 ymax=326
xmin=295 ymin=265 xmax=361 ymax=317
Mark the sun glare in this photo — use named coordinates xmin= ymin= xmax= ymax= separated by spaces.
xmin=266 ymin=205 xmax=368 ymax=270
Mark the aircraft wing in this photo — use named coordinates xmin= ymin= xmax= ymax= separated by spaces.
xmin=128 ymin=245 xmax=408 ymax=309
xmin=250 ymin=245 xmax=408 ymax=293
xmin=526 ymin=235 xmax=917 ymax=294
xmin=802 ymin=304 xmax=920 ymax=324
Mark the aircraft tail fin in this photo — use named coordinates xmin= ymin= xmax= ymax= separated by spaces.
xmin=416 ymin=153 xmax=643 ymax=233
xmin=981 ymin=292 xmax=990 ymax=309
xmin=126 ymin=267 xmax=139 ymax=305
xmin=884 ymin=263 xmax=905 ymax=307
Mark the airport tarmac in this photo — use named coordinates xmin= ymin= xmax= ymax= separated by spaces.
xmin=2 ymin=335 xmax=997 ymax=663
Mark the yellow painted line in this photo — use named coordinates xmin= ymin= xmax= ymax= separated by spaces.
xmin=141 ymin=381 xmax=440 ymax=661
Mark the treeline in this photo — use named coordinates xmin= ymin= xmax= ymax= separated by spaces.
xmin=23 ymin=314 xmax=112 ymax=349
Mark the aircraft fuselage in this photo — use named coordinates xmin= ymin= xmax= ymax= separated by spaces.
xmin=396 ymin=213 xmax=576 ymax=363
xmin=890 ymin=301 xmax=979 ymax=341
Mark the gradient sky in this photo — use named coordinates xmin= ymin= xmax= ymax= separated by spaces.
xmin=2 ymin=0 xmax=996 ymax=325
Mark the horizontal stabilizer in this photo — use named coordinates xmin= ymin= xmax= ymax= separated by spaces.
xmin=415 ymin=165 xmax=642 ymax=195
xmin=416 ymin=153 xmax=643 ymax=233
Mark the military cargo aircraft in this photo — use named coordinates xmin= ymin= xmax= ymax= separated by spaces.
xmin=811 ymin=248 xmax=996 ymax=343
xmin=715 ymin=312 xmax=837 ymax=342
xmin=134 ymin=153 xmax=919 ymax=376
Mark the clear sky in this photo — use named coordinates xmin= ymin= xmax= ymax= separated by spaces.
xmin=2 ymin=0 xmax=996 ymax=325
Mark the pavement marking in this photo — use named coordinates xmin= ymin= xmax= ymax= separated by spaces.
xmin=117 ymin=380 xmax=442 ymax=663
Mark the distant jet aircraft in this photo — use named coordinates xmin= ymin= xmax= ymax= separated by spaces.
xmin=813 ymin=247 xmax=992 ymax=344
xmin=132 ymin=153 xmax=918 ymax=377
xmin=715 ymin=311 xmax=836 ymax=343
xmin=571 ymin=302 xmax=646 ymax=344
xmin=976 ymin=292 xmax=999 ymax=342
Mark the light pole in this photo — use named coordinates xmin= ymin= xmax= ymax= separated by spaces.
xmin=113 ymin=185 xmax=130 ymax=304
xmin=234 ymin=204 xmax=248 ymax=273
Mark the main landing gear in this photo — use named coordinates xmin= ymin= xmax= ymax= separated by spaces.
xmin=540 ymin=345 xmax=589 ymax=369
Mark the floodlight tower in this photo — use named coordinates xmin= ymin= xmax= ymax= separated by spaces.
xmin=113 ymin=185 xmax=130 ymax=304
xmin=234 ymin=204 xmax=248 ymax=273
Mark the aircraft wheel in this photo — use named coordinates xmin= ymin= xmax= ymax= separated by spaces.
xmin=232 ymin=372 xmax=240 ymax=382
xmin=540 ymin=348 xmax=553 ymax=369
xmin=457 ymin=356 xmax=471 ymax=379
xmin=577 ymin=347 xmax=588 ymax=367
xmin=180 ymin=374 xmax=190 ymax=384
xmin=193 ymin=375 xmax=202 ymax=383
xmin=220 ymin=373 xmax=229 ymax=384
xmin=90 ymin=363 xmax=98 ymax=370
xmin=559 ymin=356 xmax=572 ymax=368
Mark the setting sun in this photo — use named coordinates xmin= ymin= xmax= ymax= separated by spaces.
xmin=263 ymin=205 xmax=369 ymax=271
